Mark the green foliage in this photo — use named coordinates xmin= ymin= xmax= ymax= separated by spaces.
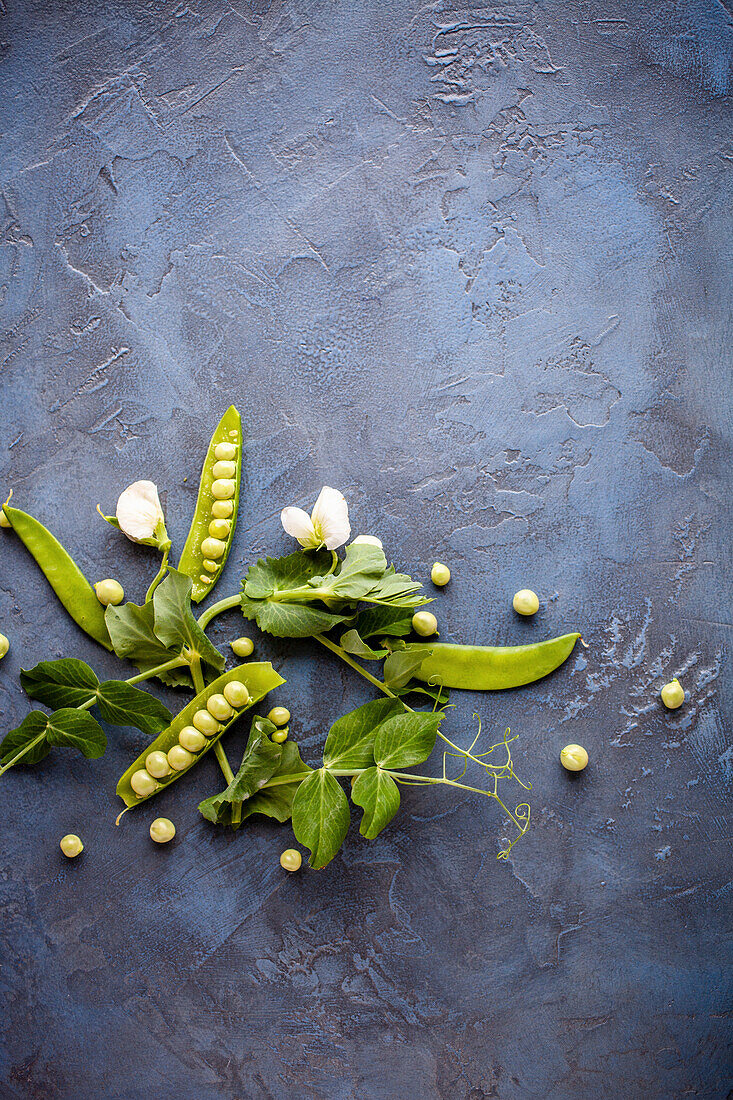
xmin=383 ymin=646 xmax=432 ymax=689
xmin=373 ymin=711 xmax=443 ymax=769
xmin=20 ymin=659 xmax=172 ymax=736
xmin=338 ymin=630 xmax=389 ymax=661
xmin=0 ymin=709 xmax=106 ymax=772
xmin=291 ymin=768 xmax=351 ymax=870
xmin=322 ymin=698 xmax=402 ymax=769
xmin=351 ymin=767 xmax=401 ymax=839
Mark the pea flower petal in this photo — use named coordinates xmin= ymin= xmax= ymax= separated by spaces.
xmin=281 ymin=486 xmax=351 ymax=550
xmin=116 ymin=481 xmax=166 ymax=544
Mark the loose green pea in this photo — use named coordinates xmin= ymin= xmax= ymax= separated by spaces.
xmin=145 ymin=750 xmax=172 ymax=779
xmin=208 ymin=518 xmax=231 ymax=540
xmin=211 ymin=500 xmax=234 ymax=519
xmin=94 ymin=578 xmax=125 ymax=606
xmin=131 ymin=769 xmax=159 ymax=797
xmin=560 ymin=744 xmax=588 ymax=772
xmin=272 ymin=728 xmax=288 ymax=744
xmin=193 ymin=709 xmax=220 ymax=736
xmin=167 ymin=745 xmax=194 ymax=771
xmin=211 ymin=479 xmax=236 ymax=500
xmin=207 ymin=693 xmax=234 ymax=721
xmin=661 ymin=679 xmax=685 ymax=709
xmin=431 ymin=562 xmax=451 ymax=586
xmin=268 ymin=706 xmax=291 ymax=727
xmin=214 ymin=442 xmax=237 ymax=461
xmin=60 ymin=834 xmax=83 ymax=858
xmin=513 ymin=589 xmax=539 ymax=616
xmin=230 ymin=637 xmax=254 ymax=658
xmin=223 ymin=679 xmax=250 ymax=707
xmin=412 ymin=611 xmax=438 ymax=637
xmin=202 ymin=559 xmax=218 ymax=573
xmin=179 ymin=727 xmax=206 ymax=752
xmin=0 ymin=633 xmax=9 ymax=660
xmin=201 ymin=536 xmax=226 ymax=559
xmin=280 ymin=849 xmax=302 ymax=872
xmin=212 ymin=460 xmax=236 ymax=479
xmin=150 ymin=818 xmax=176 ymax=844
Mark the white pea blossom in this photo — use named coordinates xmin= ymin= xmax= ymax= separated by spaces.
xmin=281 ymin=486 xmax=350 ymax=551
xmin=352 ymin=535 xmax=383 ymax=549
xmin=116 ymin=480 xmax=168 ymax=546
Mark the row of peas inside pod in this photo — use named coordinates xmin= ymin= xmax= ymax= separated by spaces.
xmin=130 ymin=678 xmax=251 ymax=798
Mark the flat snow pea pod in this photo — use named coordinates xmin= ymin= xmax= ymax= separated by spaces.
xmin=177 ymin=406 xmax=242 ymax=602
xmin=409 ymin=632 xmax=581 ymax=691
xmin=2 ymin=504 xmax=112 ymax=651
xmin=116 ymin=662 xmax=284 ymax=808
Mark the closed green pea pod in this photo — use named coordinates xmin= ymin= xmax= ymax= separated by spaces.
xmin=177 ymin=406 xmax=242 ymax=602
xmin=408 ymin=632 xmax=582 ymax=691
xmin=116 ymin=663 xmax=285 ymax=808
xmin=2 ymin=505 xmax=112 ymax=650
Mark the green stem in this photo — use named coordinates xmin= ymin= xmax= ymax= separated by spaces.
xmin=0 ymin=731 xmax=47 ymax=777
xmin=190 ymin=654 xmax=236 ymax=795
xmin=197 ymin=593 xmax=240 ymax=631
xmin=125 ymin=656 xmax=188 ymax=685
xmin=145 ymin=546 xmax=170 ymax=603
xmin=315 ymin=635 xmax=401 ymax=699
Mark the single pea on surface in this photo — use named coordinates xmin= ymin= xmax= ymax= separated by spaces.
xmin=94 ymin=578 xmax=125 ymax=606
xmin=60 ymin=834 xmax=83 ymax=858
xmin=150 ymin=818 xmax=176 ymax=844
xmin=280 ymin=848 xmax=302 ymax=872
xmin=0 ymin=632 xmax=9 ymax=660
xmin=412 ymin=611 xmax=438 ymax=637
xmin=560 ymin=744 xmax=589 ymax=772
xmin=272 ymin=728 xmax=288 ymax=744
xmin=431 ymin=562 xmax=451 ymax=586
xmin=230 ymin=636 xmax=254 ymax=658
xmin=661 ymin=679 xmax=685 ymax=709
xmin=268 ymin=706 xmax=291 ymax=727
xmin=513 ymin=589 xmax=540 ymax=616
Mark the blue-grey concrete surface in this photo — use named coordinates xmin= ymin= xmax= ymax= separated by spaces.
xmin=1 ymin=1 xmax=731 ymax=1097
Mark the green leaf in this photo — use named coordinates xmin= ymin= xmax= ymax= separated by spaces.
xmin=105 ymin=599 xmax=180 ymax=668
xmin=361 ymin=566 xmax=426 ymax=607
xmin=317 ymin=543 xmax=387 ymax=600
xmin=322 ymin=698 xmax=403 ymax=770
xmin=44 ymin=709 xmax=107 ymax=757
xmin=392 ymin=681 xmax=451 ymax=707
xmin=373 ymin=711 xmax=443 ymax=769
xmin=351 ymin=767 xmax=401 ymax=839
xmin=0 ymin=712 xmax=52 ymax=767
xmin=199 ymin=724 xmax=283 ymax=825
xmin=96 ymin=682 xmax=172 ymax=736
xmin=20 ymin=659 xmax=100 ymax=709
xmin=243 ymin=550 xmax=333 ymax=599
xmin=383 ymin=646 xmax=434 ymax=689
xmin=239 ymin=740 xmax=313 ymax=824
xmin=351 ymin=606 xmax=415 ymax=639
xmin=338 ymin=629 xmax=389 ymax=661
xmin=292 ymin=768 xmax=351 ymax=869
xmin=240 ymin=591 xmax=353 ymax=638
xmin=152 ymin=569 xmax=225 ymax=674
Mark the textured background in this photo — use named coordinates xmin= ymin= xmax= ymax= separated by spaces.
xmin=1 ymin=1 xmax=731 ymax=1097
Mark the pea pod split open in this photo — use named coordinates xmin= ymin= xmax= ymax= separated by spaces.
xmin=2 ymin=504 xmax=112 ymax=651
xmin=177 ymin=405 xmax=242 ymax=602
xmin=116 ymin=662 xmax=284 ymax=808
xmin=407 ymin=632 xmax=581 ymax=691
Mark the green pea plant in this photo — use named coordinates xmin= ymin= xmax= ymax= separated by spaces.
xmin=0 ymin=406 xmax=542 ymax=867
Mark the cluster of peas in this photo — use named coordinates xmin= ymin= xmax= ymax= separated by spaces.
xmin=197 ymin=435 xmax=240 ymax=590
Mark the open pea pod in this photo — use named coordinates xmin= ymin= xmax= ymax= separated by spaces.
xmin=2 ymin=504 xmax=112 ymax=651
xmin=408 ymin=632 xmax=581 ymax=691
xmin=116 ymin=662 xmax=284 ymax=808
xmin=177 ymin=405 xmax=242 ymax=602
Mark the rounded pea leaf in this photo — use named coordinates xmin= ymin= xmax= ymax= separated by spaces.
xmin=20 ymin=658 xmax=99 ymax=709
xmin=383 ymin=647 xmax=433 ymax=690
xmin=373 ymin=711 xmax=443 ymax=770
xmin=44 ymin=709 xmax=107 ymax=758
xmin=351 ymin=767 xmax=401 ymax=839
xmin=322 ymin=698 xmax=403 ymax=770
xmin=0 ymin=712 xmax=52 ymax=768
xmin=292 ymin=768 xmax=350 ymax=869
xmin=96 ymin=682 xmax=172 ymax=736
